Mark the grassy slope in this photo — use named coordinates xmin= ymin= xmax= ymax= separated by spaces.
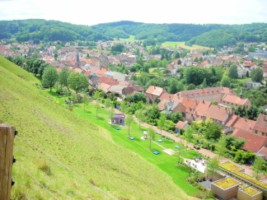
xmin=0 ymin=56 xmax=195 ymax=199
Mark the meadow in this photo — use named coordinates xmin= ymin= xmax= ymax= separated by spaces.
xmin=161 ymin=41 xmax=211 ymax=50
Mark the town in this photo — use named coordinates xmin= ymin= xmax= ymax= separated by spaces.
xmin=2 ymin=37 xmax=267 ymax=199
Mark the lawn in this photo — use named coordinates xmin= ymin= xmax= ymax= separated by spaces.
xmin=50 ymin=93 xmax=200 ymax=195
xmin=162 ymin=41 xmax=211 ymax=50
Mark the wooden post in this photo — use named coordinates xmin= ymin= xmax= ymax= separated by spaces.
xmin=0 ymin=124 xmax=16 ymax=200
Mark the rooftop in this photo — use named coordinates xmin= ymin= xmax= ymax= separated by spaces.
xmin=214 ymin=177 xmax=240 ymax=190
xmin=242 ymin=186 xmax=261 ymax=196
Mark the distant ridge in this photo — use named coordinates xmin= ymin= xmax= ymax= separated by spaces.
xmin=0 ymin=19 xmax=267 ymax=47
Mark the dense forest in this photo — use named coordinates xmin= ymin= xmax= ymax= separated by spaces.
xmin=1 ymin=19 xmax=267 ymax=47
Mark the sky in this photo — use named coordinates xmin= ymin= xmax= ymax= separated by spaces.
xmin=0 ymin=0 xmax=267 ymax=25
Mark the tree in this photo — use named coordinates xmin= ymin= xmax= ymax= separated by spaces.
xmin=135 ymin=109 xmax=145 ymax=129
xmin=59 ymin=67 xmax=70 ymax=89
xmin=68 ymin=72 xmax=88 ymax=93
xmin=253 ymin=157 xmax=267 ymax=179
xmin=251 ymin=68 xmax=263 ymax=82
xmin=42 ymin=66 xmax=58 ymax=92
xmin=148 ymin=128 xmax=155 ymax=150
xmin=157 ymin=114 xmax=167 ymax=133
xmin=145 ymin=106 xmax=160 ymax=125
xmin=203 ymin=119 xmax=222 ymax=141
xmin=205 ymin=157 xmax=219 ymax=179
xmin=221 ymin=76 xmax=231 ymax=87
xmin=83 ymin=94 xmax=89 ymax=112
xmin=166 ymin=112 xmax=183 ymax=123
xmin=228 ymin=64 xmax=238 ymax=79
xmin=126 ymin=115 xmax=134 ymax=137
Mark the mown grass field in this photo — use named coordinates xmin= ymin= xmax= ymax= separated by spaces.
xmin=161 ymin=41 xmax=211 ymax=50
xmin=0 ymin=56 xmax=197 ymax=199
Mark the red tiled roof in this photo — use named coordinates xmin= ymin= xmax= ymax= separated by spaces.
xmin=205 ymin=105 xmax=230 ymax=122
xmin=225 ymin=115 xmax=239 ymax=127
xmin=175 ymin=121 xmax=188 ymax=129
xmin=178 ymin=87 xmax=233 ymax=99
xmin=257 ymin=146 xmax=267 ymax=160
xmin=243 ymin=60 xmax=256 ymax=68
xmin=181 ymin=98 xmax=198 ymax=113
xmin=160 ymin=92 xmax=181 ymax=103
xmin=233 ymin=129 xmax=267 ymax=152
xmin=98 ymin=83 xmax=111 ymax=93
xmin=232 ymin=117 xmax=256 ymax=132
xmin=222 ymin=94 xmax=250 ymax=107
xmin=146 ymin=86 xmax=164 ymax=97
xmin=98 ymin=76 xmax=119 ymax=86
xmin=253 ymin=114 xmax=267 ymax=133
xmin=195 ymin=101 xmax=211 ymax=117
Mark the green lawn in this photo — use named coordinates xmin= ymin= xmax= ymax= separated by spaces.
xmin=50 ymin=93 xmax=199 ymax=195
xmin=162 ymin=41 xmax=211 ymax=50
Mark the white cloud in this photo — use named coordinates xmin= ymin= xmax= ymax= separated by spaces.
xmin=0 ymin=0 xmax=266 ymax=25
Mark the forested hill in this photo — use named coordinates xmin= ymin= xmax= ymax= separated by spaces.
xmin=1 ymin=19 xmax=267 ymax=47
xmin=0 ymin=19 xmax=110 ymax=42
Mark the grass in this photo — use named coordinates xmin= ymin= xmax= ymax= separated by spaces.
xmin=119 ymin=35 xmax=136 ymax=42
xmin=161 ymin=41 xmax=211 ymax=50
xmin=54 ymin=94 xmax=200 ymax=195
xmin=0 ymin=56 xmax=197 ymax=199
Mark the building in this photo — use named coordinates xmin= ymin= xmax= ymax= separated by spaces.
xmin=211 ymin=177 xmax=241 ymax=200
xmin=233 ymin=129 xmax=267 ymax=153
xmin=175 ymin=121 xmax=188 ymax=133
xmin=145 ymin=86 xmax=165 ymax=103
xmin=222 ymin=94 xmax=251 ymax=108
xmin=111 ymin=114 xmax=125 ymax=125
xmin=253 ymin=114 xmax=267 ymax=137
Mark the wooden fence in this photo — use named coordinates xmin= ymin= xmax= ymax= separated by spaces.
xmin=0 ymin=124 xmax=16 ymax=200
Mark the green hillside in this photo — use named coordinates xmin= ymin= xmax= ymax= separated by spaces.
xmin=0 ymin=56 xmax=195 ymax=199
xmin=1 ymin=19 xmax=267 ymax=47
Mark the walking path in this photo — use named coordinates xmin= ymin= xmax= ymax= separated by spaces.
xmin=132 ymin=116 xmax=254 ymax=176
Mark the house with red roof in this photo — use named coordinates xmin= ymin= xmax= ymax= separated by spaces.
xmin=204 ymin=105 xmax=232 ymax=125
xmin=175 ymin=121 xmax=188 ymax=133
xmin=177 ymin=87 xmax=234 ymax=103
xmin=145 ymin=86 xmax=165 ymax=103
xmin=225 ymin=115 xmax=256 ymax=133
xmin=222 ymin=94 xmax=251 ymax=108
xmin=233 ymin=129 xmax=267 ymax=153
xmin=253 ymin=114 xmax=267 ymax=137
xmin=257 ymin=146 xmax=267 ymax=160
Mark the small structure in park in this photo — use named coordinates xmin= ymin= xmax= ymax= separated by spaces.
xmin=111 ymin=114 xmax=125 ymax=125
xmin=237 ymin=184 xmax=263 ymax=200
xmin=211 ymin=177 xmax=241 ymax=200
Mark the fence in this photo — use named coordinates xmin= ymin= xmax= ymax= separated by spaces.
xmin=0 ymin=124 xmax=16 ymax=200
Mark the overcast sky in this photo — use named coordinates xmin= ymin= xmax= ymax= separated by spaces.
xmin=0 ymin=0 xmax=267 ymax=25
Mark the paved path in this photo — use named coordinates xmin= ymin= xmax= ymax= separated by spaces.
xmin=133 ymin=116 xmax=255 ymax=176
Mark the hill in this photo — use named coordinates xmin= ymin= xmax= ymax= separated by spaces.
xmin=1 ymin=19 xmax=267 ymax=47
xmin=0 ymin=19 xmax=109 ymax=42
xmin=0 ymin=56 xmax=194 ymax=199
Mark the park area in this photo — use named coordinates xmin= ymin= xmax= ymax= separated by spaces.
xmin=50 ymin=92 xmax=203 ymax=196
